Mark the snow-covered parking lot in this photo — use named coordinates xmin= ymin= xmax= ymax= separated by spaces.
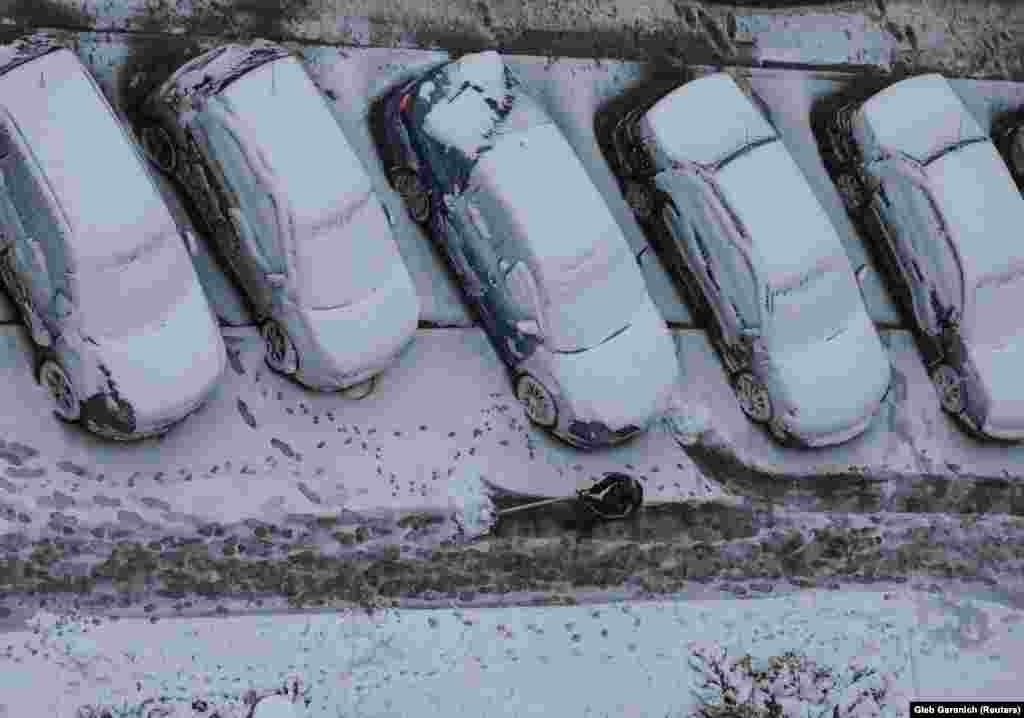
xmin=1 ymin=14 xmax=1024 ymax=716
xmin=3 ymin=38 xmax=1024 ymax=523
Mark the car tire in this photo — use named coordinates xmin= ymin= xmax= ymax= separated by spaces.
xmin=140 ymin=124 xmax=177 ymax=175
xmin=1 ymin=253 xmax=50 ymax=347
xmin=262 ymin=319 xmax=298 ymax=376
xmin=390 ymin=168 xmax=430 ymax=224
xmin=733 ymin=372 xmax=772 ymax=423
xmin=835 ymin=172 xmax=865 ymax=213
xmin=39 ymin=359 xmax=81 ymax=422
xmin=931 ymin=364 xmax=965 ymax=415
xmin=516 ymin=373 xmax=558 ymax=428
xmin=623 ymin=180 xmax=654 ymax=221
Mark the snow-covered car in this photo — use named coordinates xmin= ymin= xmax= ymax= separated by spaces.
xmin=0 ymin=36 xmax=227 ymax=440
xmin=991 ymin=106 xmax=1024 ymax=190
xmin=602 ymin=72 xmax=891 ymax=447
xmin=371 ymin=51 xmax=680 ymax=449
xmin=136 ymin=40 xmax=420 ymax=391
xmin=819 ymin=73 xmax=1024 ymax=440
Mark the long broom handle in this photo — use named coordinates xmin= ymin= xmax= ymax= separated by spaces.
xmin=495 ymin=496 xmax=575 ymax=516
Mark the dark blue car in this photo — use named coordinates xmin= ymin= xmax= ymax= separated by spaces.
xmin=371 ymin=51 xmax=680 ymax=449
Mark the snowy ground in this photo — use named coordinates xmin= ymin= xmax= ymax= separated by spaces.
xmin=1 ymin=18 xmax=1024 ymax=718
xmin=1 ymin=587 xmax=1022 ymax=716
xmin=3 ymin=40 xmax=1024 ymax=517
xmin=10 ymin=0 xmax=1024 ymax=82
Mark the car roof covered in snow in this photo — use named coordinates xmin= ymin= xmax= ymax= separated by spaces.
xmin=858 ymin=73 xmax=986 ymax=163
xmin=151 ymin=39 xmax=291 ymax=111
xmin=215 ymin=54 xmax=372 ymax=228
xmin=470 ymin=121 xmax=624 ymax=278
xmin=639 ymin=73 xmax=777 ymax=167
xmin=0 ymin=47 xmax=178 ymax=268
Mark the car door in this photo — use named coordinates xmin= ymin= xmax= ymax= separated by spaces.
xmin=189 ymin=107 xmax=283 ymax=317
xmin=866 ymin=159 xmax=956 ymax=347
xmin=663 ymin=180 xmax=758 ymax=372
xmin=0 ymin=112 xmax=62 ymax=344
xmin=462 ymin=185 xmax=542 ymax=361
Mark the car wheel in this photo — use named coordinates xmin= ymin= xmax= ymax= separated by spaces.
xmin=1010 ymin=127 xmax=1024 ymax=180
xmin=835 ymin=173 xmax=864 ymax=213
xmin=39 ymin=359 xmax=81 ymax=422
xmin=733 ymin=372 xmax=772 ymax=423
xmin=140 ymin=124 xmax=177 ymax=175
xmin=262 ymin=319 xmax=298 ymax=376
xmin=390 ymin=168 xmax=430 ymax=223
xmin=931 ymin=364 xmax=965 ymax=415
xmin=623 ymin=180 xmax=654 ymax=220
xmin=516 ymin=374 xmax=558 ymax=428
xmin=1 ymin=253 xmax=51 ymax=347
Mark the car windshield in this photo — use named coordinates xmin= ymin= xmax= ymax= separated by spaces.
xmin=764 ymin=254 xmax=862 ymax=355
xmin=76 ymin=229 xmax=193 ymax=338
xmin=216 ymin=58 xmax=400 ymax=310
xmin=294 ymin=191 xmax=405 ymax=311
xmin=540 ymin=235 xmax=647 ymax=353
xmin=965 ymin=265 xmax=1024 ymax=348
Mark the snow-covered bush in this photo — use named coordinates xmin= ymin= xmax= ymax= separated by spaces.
xmin=687 ymin=643 xmax=899 ymax=718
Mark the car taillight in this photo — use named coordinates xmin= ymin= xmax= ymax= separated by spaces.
xmin=399 ymin=93 xmax=411 ymax=113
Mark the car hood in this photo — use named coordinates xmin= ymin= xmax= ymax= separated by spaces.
xmin=92 ymin=277 xmax=226 ymax=428
xmin=968 ymin=336 xmax=1024 ymax=436
xmin=304 ymin=261 xmax=420 ymax=379
xmin=769 ymin=307 xmax=890 ymax=438
xmin=549 ymin=297 xmax=679 ymax=431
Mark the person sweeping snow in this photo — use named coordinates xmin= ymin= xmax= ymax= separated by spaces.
xmin=496 ymin=472 xmax=644 ymax=525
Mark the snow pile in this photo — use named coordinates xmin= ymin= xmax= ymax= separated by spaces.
xmin=445 ymin=467 xmax=496 ymax=540
xmin=687 ymin=642 xmax=901 ymax=718
xmin=663 ymin=392 xmax=718 ymax=447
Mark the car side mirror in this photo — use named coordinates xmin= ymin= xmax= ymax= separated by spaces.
xmin=507 ymin=260 xmax=541 ymax=307
xmin=182 ymin=230 xmax=199 ymax=257
xmin=516 ymin=319 xmax=541 ymax=336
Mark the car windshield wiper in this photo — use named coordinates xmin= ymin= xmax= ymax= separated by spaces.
xmin=553 ymin=323 xmax=630 ymax=355
xmin=924 ymin=135 xmax=988 ymax=166
xmin=714 ymin=136 xmax=777 ymax=171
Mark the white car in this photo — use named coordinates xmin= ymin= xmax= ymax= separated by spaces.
xmin=0 ymin=36 xmax=226 ymax=439
xmin=138 ymin=40 xmax=420 ymax=392
xmin=375 ymin=51 xmax=680 ymax=448
xmin=822 ymin=73 xmax=1024 ymax=440
xmin=605 ymin=72 xmax=892 ymax=447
